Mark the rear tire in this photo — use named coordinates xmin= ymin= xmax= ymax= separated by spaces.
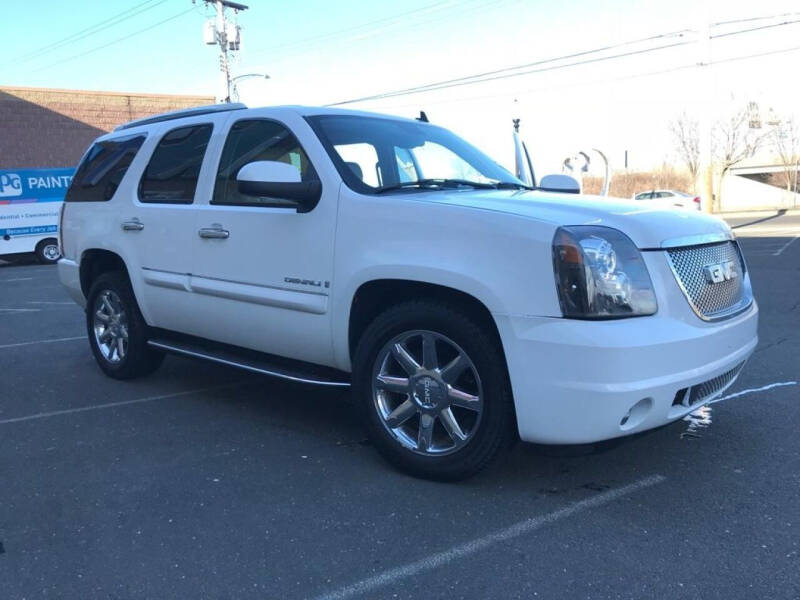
xmin=353 ymin=300 xmax=516 ymax=481
xmin=86 ymin=271 xmax=164 ymax=380
xmin=35 ymin=238 xmax=61 ymax=264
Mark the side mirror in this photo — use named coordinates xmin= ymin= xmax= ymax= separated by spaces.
xmin=236 ymin=160 xmax=322 ymax=212
xmin=538 ymin=174 xmax=580 ymax=194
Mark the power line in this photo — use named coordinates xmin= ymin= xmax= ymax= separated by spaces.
xmin=712 ymin=12 xmax=800 ymax=27
xmin=375 ymin=64 xmax=699 ymax=111
xmin=710 ymin=43 xmax=800 ymax=66
xmin=342 ymin=27 xmax=691 ymax=101
xmin=710 ymin=17 xmax=800 ymax=39
xmin=7 ymin=0 xmax=168 ymax=66
xmin=369 ymin=45 xmax=800 ymax=112
xmin=334 ymin=0 xmax=514 ymax=45
xmin=30 ymin=8 xmax=197 ymax=73
xmin=327 ymin=39 xmax=694 ymax=106
xmin=262 ymin=0 xmax=451 ymax=53
xmin=327 ymin=19 xmax=800 ymax=107
xmin=262 ymin=6 xmax=795 ymax=68
xmin=255 ymin=0 xmax=515 ymax=65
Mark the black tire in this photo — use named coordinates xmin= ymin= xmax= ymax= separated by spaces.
xmin=353 ymin=300 xmax=517 ymax=481
xmin=35 ymin=238 xmax=61 ymax=265
xmin=86 ymin=271 xmax=164 ymax=380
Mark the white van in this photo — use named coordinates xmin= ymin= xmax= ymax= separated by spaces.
xmin=0 ymin=168 xmax=73 ymax=264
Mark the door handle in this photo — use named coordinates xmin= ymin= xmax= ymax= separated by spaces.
xmin=121 ymin=219 xmax=144 ymax=231
xmin=198 ymin=224 xmax=230 ymax=239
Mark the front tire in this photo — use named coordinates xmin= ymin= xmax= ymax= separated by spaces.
xmin=35 ymin=238 xmax=61 ymax=264
xmin=353 ymin=300 xmax=516 ymax=481
xmin=86 ymin=271 xmax=164 ymax=380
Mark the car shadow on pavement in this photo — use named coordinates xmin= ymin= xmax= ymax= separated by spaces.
xmin=0 ymin=254 xmax=39 ymax=268
xmin=729 ymin=208 xmax=787 ymax=229
xmin=183 ymin=360 xmax=695 ymax=492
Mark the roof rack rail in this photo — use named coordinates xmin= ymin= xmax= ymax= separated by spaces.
xmin=114 ymin=103 xmax=247 ymax=131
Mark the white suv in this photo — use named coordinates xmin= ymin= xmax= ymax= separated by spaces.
xmin=58 ymin=104 xmax=758 ymax=480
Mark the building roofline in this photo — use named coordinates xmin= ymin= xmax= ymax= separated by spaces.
xmin=0 ymin=85 xmax=213 ymax=101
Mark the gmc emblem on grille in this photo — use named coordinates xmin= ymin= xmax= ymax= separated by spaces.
xmin=702 ymin=260 xmax=738 ymax=284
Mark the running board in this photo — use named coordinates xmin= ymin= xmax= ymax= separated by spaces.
xmin=147 ymin=336 xmax=351 ymax=388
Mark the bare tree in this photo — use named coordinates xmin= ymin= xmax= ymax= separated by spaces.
xmin=712 ymin=105 xmax=766 ymax=211
xmin=770 ymin=117 xmax=800 ymax=193
xmin=669 ymin=112 xmax=700 ymax=188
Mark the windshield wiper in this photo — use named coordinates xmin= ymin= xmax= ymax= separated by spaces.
xmin=492 ymin=181 xmax=534 ymax=190
xmin=375 ymin=178 xmax=501 ymax=193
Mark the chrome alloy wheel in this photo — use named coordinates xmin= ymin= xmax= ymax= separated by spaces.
xmin=92 ymin=290 xmax=129 ymax=363
xmin=372 ymin=330 xmax=484 ymax=456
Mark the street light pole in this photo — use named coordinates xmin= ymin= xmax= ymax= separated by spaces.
xmin=230 ymin=73 xmax=270 ymax=102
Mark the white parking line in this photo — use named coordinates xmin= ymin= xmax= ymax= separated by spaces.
xmin=711 ymin=381 xmax=797 ymax=404
xmin=311 ymin=474 xmax=666 ymax=600
xmin=0 ymin=336 xmax=85 ymax=349
xmin=0 ymin=382 xmax=246 ymax=425
xmin=773 ymin=236 xmax=799 ymax=256
xmin=1 ymin=277 xmax=34 ymax=282
xmin=0 ymin=308 xmax=41 ymax=313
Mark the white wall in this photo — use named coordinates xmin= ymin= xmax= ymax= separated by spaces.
xmin=720 ymin=174 xmax=799 ymax=212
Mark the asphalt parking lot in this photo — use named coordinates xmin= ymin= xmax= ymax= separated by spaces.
xmin=1 ymin=212 xmax=798 ymax=600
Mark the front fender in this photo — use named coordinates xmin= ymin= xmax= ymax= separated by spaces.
xmin=330 ymin=189 xmax=563 ymax=371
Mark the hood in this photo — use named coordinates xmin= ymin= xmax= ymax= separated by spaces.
xmin=421 ymin=189 xmax=731 ymax=249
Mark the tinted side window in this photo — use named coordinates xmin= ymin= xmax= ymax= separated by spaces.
xmin=212 ymin=119 xmax=316 ymax=207
xmin=139 ymin=124 xmax=212 ymax=204
xmin=65 ymin=135 xmax=145 ymax=202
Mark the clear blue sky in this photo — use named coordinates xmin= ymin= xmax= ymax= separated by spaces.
xmin=4 ymin=0 xmax=800 ymax=172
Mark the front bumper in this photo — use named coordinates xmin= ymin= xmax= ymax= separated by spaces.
xmin=495 ymin=301 xmax=758 ymax=444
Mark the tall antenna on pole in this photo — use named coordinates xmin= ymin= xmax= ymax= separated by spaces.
xmin=202 ymin=0 xmax=248 ymax=103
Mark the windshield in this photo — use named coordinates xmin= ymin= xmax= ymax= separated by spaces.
xmin=306 ymin=114 xmax=525 ymax=194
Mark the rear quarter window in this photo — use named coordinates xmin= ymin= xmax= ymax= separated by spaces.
xmin=65 ymin=135 xmax=146 ymax=202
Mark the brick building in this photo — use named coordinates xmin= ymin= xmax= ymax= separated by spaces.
xmin=0 ymin=86 xmax=214 ymax=169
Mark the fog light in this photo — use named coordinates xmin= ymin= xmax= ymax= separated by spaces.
xmin=620 ymin=397 xmax=653 ymax=431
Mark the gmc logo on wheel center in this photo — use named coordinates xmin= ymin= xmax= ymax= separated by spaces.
xmin=0 ymin=173 xmax=22 ymax=197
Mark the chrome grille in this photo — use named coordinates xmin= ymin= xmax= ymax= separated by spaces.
xmin=666 ymin=241 xmax=750 ymax=320
xmin=682 ymin=361 xmax=745 ymax=407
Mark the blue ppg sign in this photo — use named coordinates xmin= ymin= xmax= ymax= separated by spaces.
xmin=0 ymin=172 xmax=23 ymax=197
xmin=0 ymin=168 xmax=74 ymax=201
xmin=0 ymin=167 xmax=75 ymax=261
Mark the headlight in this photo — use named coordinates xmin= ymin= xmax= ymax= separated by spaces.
xmin=552 ymin=226 xmax=657 ymax=319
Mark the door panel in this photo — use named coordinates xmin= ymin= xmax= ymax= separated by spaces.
xmin=188 ymin=118 xmax=338 ymax=366
xmin=116 ymin=120 xmax=218 ymax=333
xmin=190 ymin=205 xmax=336 ymax=365
xmin=123 ymin=204 xmax=196 ymax=330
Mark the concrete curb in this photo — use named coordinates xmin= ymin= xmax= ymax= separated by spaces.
xmin=717 ymin=209 xmax=800 ymax=219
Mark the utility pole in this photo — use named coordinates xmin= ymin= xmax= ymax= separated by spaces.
xmin=695 ymin=14 xmax=715 ymax=213
xmin=202 ymin=0 xmax=248 ymax=103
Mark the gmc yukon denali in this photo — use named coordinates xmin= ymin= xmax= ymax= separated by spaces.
xmin=58 ymin=103 xmax=758 ymax=480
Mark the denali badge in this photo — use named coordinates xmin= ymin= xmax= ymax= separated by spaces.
xmin=284 ymin=277 xmax=330 ymax=288
xmin=702 ymin=260 xmax=737 ymax=284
